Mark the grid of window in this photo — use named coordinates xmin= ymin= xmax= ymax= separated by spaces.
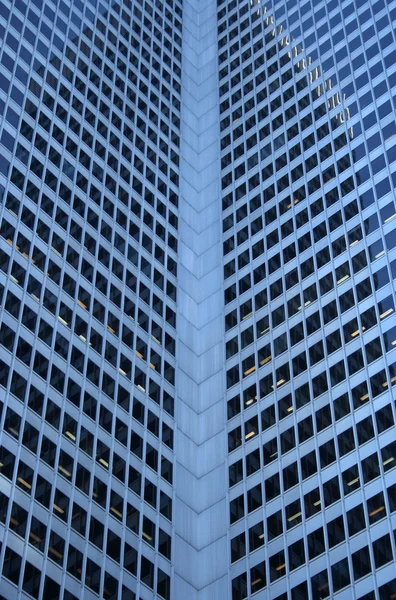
xmin=218 ymin=0 xmax=396 ymax=598
xmin=0 ymin=0 xmax=182 ymax=598
xmin=2 ymin=0 xmax=396 ymax=597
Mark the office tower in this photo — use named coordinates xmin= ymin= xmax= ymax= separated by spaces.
xmin=0 ymin=1 xmax=396 ymax=600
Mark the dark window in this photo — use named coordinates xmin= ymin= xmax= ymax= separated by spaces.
xmin=249 ymin=522 xmax=264 ymax=551
xmin=347 ymin=504 xmax=366 ymax=536
xmin=2 ymin=547 xmax=22 ymax=585
xmin=327 ymin=515 xmax=345 ymax=548
xmin=308 ymin=527 xmax=325 ymax=559
xmin=352 ymin=546 xmax=371 ymax=581
xmin=372 ymin=534 xmax=393 ymax=568
xmin=311 ymin=569 xmax=330 ymax=600
xmin=331 ymin=558 xmax=350 ymax=593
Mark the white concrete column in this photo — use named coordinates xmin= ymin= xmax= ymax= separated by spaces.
xmin=173 ymin=1 xmax=229 ymax=598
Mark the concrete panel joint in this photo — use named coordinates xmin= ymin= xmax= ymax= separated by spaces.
xmin=174 ymin=0 xmax=228 ymax=597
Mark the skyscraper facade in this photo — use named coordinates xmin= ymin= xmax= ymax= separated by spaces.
xmin=221 ymin=0 xmax=396 ymax=598
xmin=0 ymin=0 xmax=179 ymax=598
xmin=0 ymin=1 xmax=396 ymax=600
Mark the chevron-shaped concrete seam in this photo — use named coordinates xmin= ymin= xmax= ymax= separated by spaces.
xmin=173 ymin=0 xmax=229 ymax=598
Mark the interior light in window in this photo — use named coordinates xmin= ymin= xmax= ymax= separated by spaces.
xmin=58 ymin=316 xmax=68 ymax=326
xmin=29 ymin=532 xmax=41 ymax=544
xmin=383 ymin=457 xmax=394 ymax=466
xmin=380 ymin=309 xmax=394 ymax=319
xmin=110 ymin=506 xmax=122 ymax=519
xmin=65 ymin=431 xmax=76 ymax=441
xmin=369 ymin=506 xmax=385 ymax=518
xmin=288 ymin=199 xmax=300 ymax=209
xmin=347 ymin=477 xmax=359 ymax=487
xmin=384 ymin=213 xmax=396 ymax=224
xmin=245 ymin=431 xmax=255 ymax=440
xmin=58 ymin=466 xmax=71 ymax=478
xmin=337 ymin=275 xmax=349 ymax=284
xmin=17 ymin=477 xmax=32 ymax=489
xmin=351 ymin=327 xmax=365 ymax=337
xmin=49 ymin=547 xmax=63 ymax=560
xmin=287 ymin=511 xmax=302 ymax=522
xmin=244 ymin=366 xmax=256 ymax=377
xmin=376 ymin=250 xmax=385 ymax=259
xmin=260 ymin=356 xmax=272 ymax=366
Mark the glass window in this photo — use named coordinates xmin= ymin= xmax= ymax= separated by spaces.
xmin=22 ymin=562 xmax=41 ymax=599
xmin=308 ymin=527 xmax=325 ymax=559
xmin=288 ymin=538 xmax=305 ymax=571
xmin=372 ymin=534 xmax=393 ymax=568
xmin=250 ymin=560 xmax=266 ymax=593
xmin=327 ymin=515 xmax=345 ymax=548
xmin=347 ymin=504 xmax=366 ymax=536
xmin=2 ymin=547 xmax=22 ymax=585
xmin=311 ymin=569 xmax=330 ymax=600
xmin=331 ymin=558 xmax=350 ymax=593
xmin=249 ymin=521 xmax=264 ymax=551
xmin=270 ymin=549 xmax=286 ymax=581
xmin=367 ymin=492 xmax=386 ymax=524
